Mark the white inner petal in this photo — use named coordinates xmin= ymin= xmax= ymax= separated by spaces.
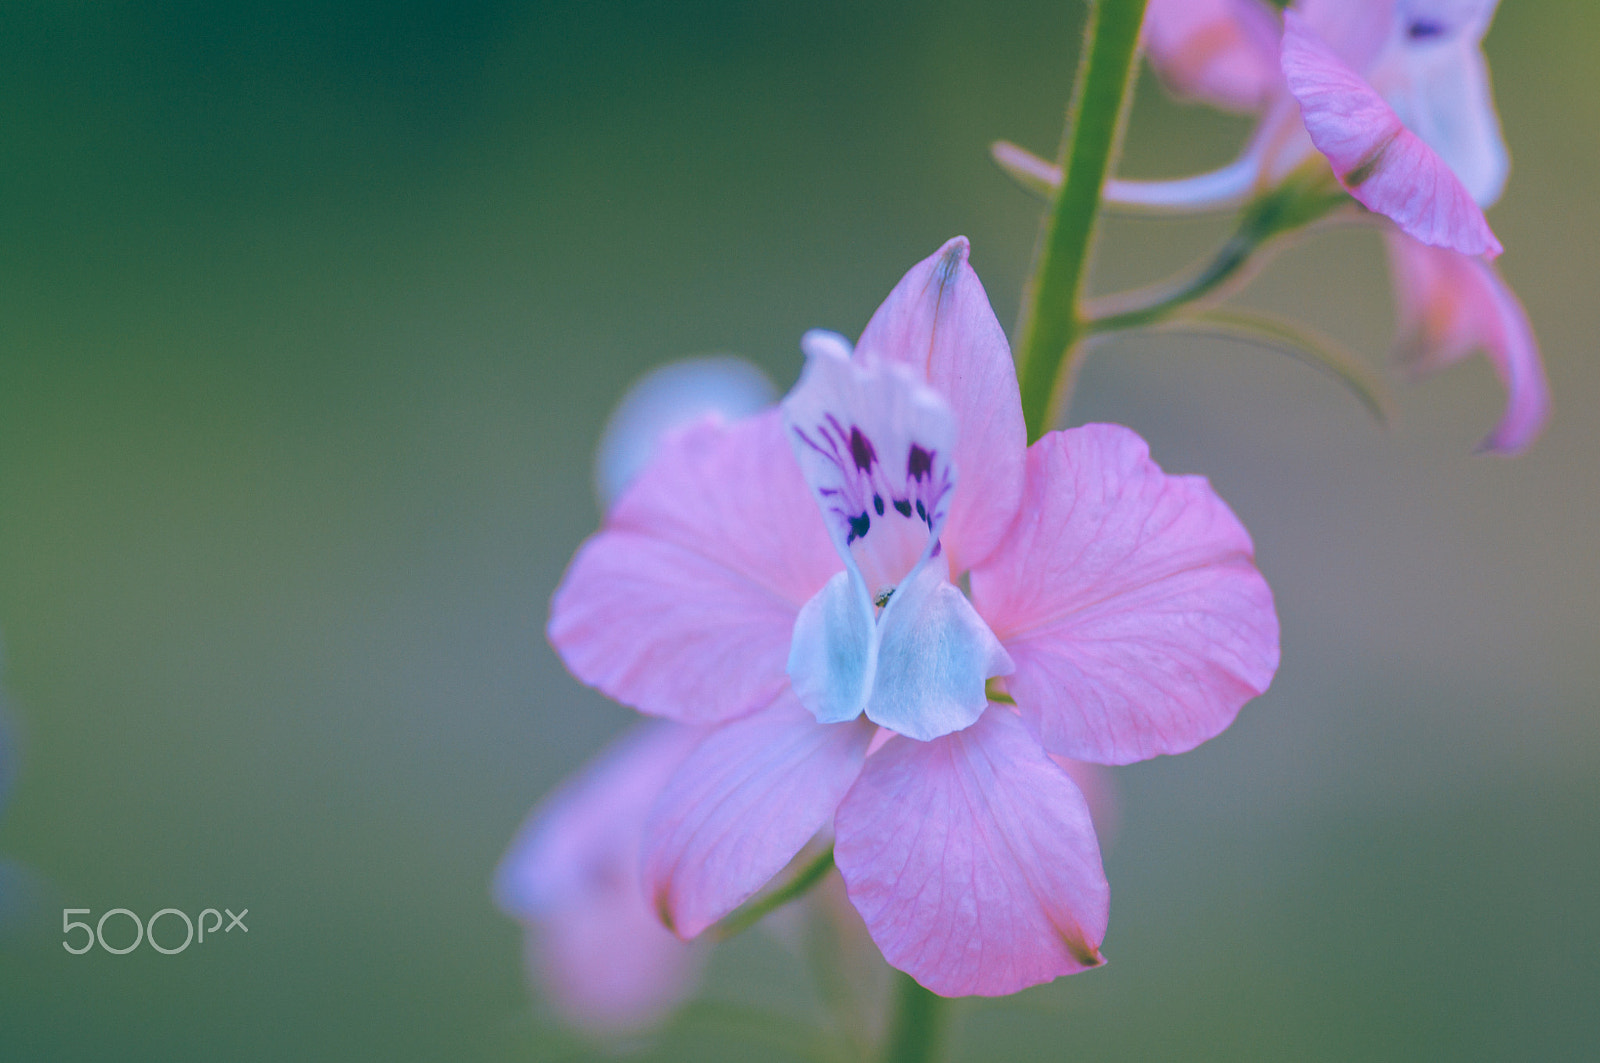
xmin=783 ymin=336 xmax=956 ymax=605
xmin=781 ymin=333 xmax=1009 ymax=741
xmin=1375 ymin=37 xmax=1508 ymax=206
xmin=865 ymin=557 xmax=1013 ymax=741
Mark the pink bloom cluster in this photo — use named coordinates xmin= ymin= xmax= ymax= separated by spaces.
xmin=1141 ymin=0 xmax=1549 ymax=452
xmin=514 ymin=238 xmax=1279 ymax=1012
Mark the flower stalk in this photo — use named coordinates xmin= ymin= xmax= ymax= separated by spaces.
xmin=880 ymin=972 xmax=948 ymax=1063
xmin=1083 ymin=175 xmax=1349 ymax=335
xmin=1015 ymin=0 xmax=1150 ymax=443
xmin=711 ymin=844 xmax=837 ymax=942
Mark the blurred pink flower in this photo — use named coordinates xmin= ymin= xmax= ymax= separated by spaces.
xmin=1384 ymin=231 xmax=1549 ymax=453
xmin=1134 ymin=0 xmax=1506 ymax=256
xmin=494 ymin=722 xmax=707 ymax=1036
xmin=1143 ymin=0 xmax=1283 ymax=113
xmin=1135 ymin=0 xmax=1547 ymax=452
xmin=547 ymin=238 xmax=1279 ymax=996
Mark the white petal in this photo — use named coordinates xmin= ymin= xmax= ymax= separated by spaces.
xmin=782 ymin=341 xmax=958 ymax=604
xmin=865 ymin=559 xmax=1013 ymax=742
xmin=788 ymin=569 xmax=877 ymax=725
xmin=800 ymin=328 xmax=854 ymax=363
xmin=1380 ymin=40 xmax=1508 ymax=206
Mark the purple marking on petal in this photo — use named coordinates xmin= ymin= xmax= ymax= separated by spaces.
xmin=782 ymin=344 xmax=961 ymax=602
xmin=907 ymin=445 xmax=933 ymax=482
xmin=849 ymin=427 xmax=877 ymax=472
xmin=1407 ymin=19 xmax=1445 ymax=40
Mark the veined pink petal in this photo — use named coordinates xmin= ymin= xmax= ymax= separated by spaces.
xmin=549 ymin=410 xmax=841 ymax=724
xmin=854 ymin=237 xmax=1026 ymax=574
xmin=1050 ymin=755 xmax=1121 ymax=848
xmin=1385 ymin=231 xmax=1550 ymax=453
xmin=1281 ymin=11 xmax=1501 ymax=257
xmin=494 ymin=723 xmax=706 ymax=1034
xmin=834 ymin=708 xmax=1108 ymax=997
xmin=1143 ymin=0 xmax=1283 ymax=113
xmin=642 ymin=693 xmax=875 ymax=939
xmin=970 ymin=425 xmax=1279 ymax=765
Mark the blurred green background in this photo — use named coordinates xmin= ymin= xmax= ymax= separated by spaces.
xmin=1 ymin=1 xmax=1596 ymax=1059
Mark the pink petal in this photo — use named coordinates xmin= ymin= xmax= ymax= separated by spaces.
xmin=834 ymin=708 xmax=1108 ymax=997
xmin=854 ymin=237 xmax=1026 ymax=574
xmin=494 ymin=723 xmax=706 ymax=1034
xmin=549 ymin=409 xmax=841 ymax=724
xmin=1143 ymin=0 xmax=1283 ymax=113
xmin=1385 ymin=231 xmax=1550 ymax=453
xmin=970 ymin=425 xmax=1279 ymax=765
xmin=642 ymin=693 xmax=875 ymax=938
xmin=1281 ymin=11 xmax=1501 ymax=257
xmin=1050 ymin=755 xmax=1121 ymax=848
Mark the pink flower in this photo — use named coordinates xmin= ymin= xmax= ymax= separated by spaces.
xmin=1133 ymin=0 xmax=1548 ymax=452
xmin=494 ymin=722 xmax=708 ymax=1035
xmin=1135 ymin=0 xmax=1506 ymax=256
xmin=1384 ymin=231 xmax=1549 ymax=453
xmin=547 ymin=238 xmax=1280 ymax=996
xmin=1143 ymin=0 xmax=1283 ymax=114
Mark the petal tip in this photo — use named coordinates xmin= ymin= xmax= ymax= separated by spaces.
xmin=652 ymin=891 xmax=679 ymax=937
xmin=1067 ymin=936 xmax=1106 ymax=969
xmin=936 ymin=235 xmax=971 ymax=266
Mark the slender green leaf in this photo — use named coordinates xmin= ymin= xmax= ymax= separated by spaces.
xmin=1159 ymin=309 xmax=1393 ymax=425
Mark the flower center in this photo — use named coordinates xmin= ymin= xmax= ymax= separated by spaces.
xmin=783 ymin=333 xmax=954 ymax=604
xmin=780 ymin=329 xmax=1012 ymax=742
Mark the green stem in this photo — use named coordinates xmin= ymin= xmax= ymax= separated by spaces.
xmin=1083 ymin=232 xmax=1259 ymax=335
xmin=711 ymin=844 xmax=836 ymax=941
xmin=1015 ymin=0 xmax=1150 ymax=442
xmin=879 ymin=971 xmax=948 ymax=1063
xmin=1082 ymin=180 xmax=1352 ymax=336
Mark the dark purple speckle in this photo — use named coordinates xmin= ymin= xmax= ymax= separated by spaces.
xmin=849 ymin=427 xmax=877 ymax=472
